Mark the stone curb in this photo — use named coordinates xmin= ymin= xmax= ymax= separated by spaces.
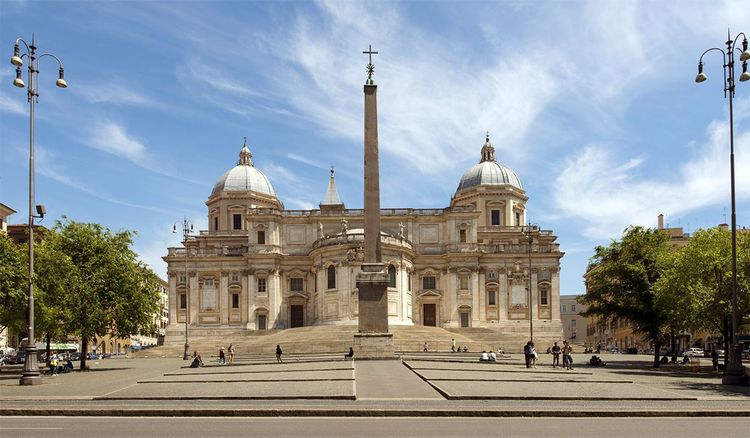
xmin=0 ymin=408 xmax=747 ymax=417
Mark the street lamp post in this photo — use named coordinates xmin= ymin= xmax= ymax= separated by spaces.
xmin=173 ymin=218 xmax=193 ymax=360
xmin=10 ymin=35 xmax=68 ymax=386
xmin=695 ymin=29 xmax=750 ymax=386
xmin=522 ymin=222 xmax=538 ymax=343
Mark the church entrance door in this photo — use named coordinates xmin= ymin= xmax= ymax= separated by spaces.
xmin=290 ymin=305 xmax=304 ymax=328
xmin=423 ymin=304 xmax=436 ymax=326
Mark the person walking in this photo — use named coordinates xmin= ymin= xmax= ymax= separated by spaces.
xmin=551 ymin=342 xmax=561 ymax=368
xmin=218 ymin=346 xmax=226 ymax=365
xmin=276 ymin=344 xmax=283 ymax=363
xmin=711 ymin=349 xmax=719 ymax=372
xmin=529 ymin=342 xmax=537 ymax=368
xmin=451 ymin=338 xmax=456 ymax=353
xmin=523 ymin=341 xmax=531 ymax=368
xmin=563 ymin=340 xmax=574 ymax=370
xmin=423 ymin=341 xmax=428 ymax=352
xmin=228 ymin=343 xmax=235 ymax=365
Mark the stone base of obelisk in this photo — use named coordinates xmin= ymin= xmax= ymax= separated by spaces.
xmin=354 ymin=263 xmax=395 ymax=359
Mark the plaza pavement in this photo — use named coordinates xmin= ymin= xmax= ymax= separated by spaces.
xmin=0 ymin=353 xmax=748 ymax=417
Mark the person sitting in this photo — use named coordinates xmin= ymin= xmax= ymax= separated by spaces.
xmin=681 ymin=355 xmax=690 ymax=364
xmin=497 ymin=347 xmax=505 ymax=356
xmin=489 ymin=351 xmax=497 ymax=362
xmin=660 ymin=355 xmax=669 ymax=364
xmin=63 ymin=357 xmax=74 ymax=373
xmin=588 ymin=355 xmax=606 ymax=366
xmin=344 ymin=347 xmax=354 ymax=360
xmin=190 ymin=354 xmax=203 ymax=368
xmin=462 ymin=346 xmax=468 ymax=353
xmin=479 ymin=351 xmax=489 ymax=361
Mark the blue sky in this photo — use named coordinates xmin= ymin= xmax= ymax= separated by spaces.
xmin=1 ymin=1 xmax=749 ymax=296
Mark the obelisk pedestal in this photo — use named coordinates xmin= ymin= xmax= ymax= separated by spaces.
xmin=354 ymin=54 xmax=394 ymax=359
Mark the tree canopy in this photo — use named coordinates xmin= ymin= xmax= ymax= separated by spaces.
xmin=0 ymin=219 xmax=161 ymax=370
xmin=581 ymin=226 xmax=670 ymax=367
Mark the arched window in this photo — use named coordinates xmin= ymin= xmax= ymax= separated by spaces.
xmin=327 ymin=265 xmax=336 ymax=289
xmin=388 ymin=265 xmax=396 ymax=288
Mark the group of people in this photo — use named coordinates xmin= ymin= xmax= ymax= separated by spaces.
xmin=46 ymin=353 xmax=74 ymax=375
xmin=217 ymin=344 xmax=236 ymax=365
xmin=479 ymin=350 xmax=498 ymax=362
xmin=449 ymin=339 xmax=470 ymax=353
xmin=546 ymin=341 xmax=574 ymax=370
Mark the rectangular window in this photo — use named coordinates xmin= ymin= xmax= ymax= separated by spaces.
xmin=488 ymin=290 xmax=496 ymax=306
xmin=562 ymin=304 xmax=567 ymax=312
xmin=515 ymin=212 xmax=521 ymax=226
xmin=459 ymin=229 xmax=467 ymax=243
xmin=231 ymin=274 xmax=239 ymax=282
xmin=257 ymin=230 xmax=265 ymax=244
xmin=459 ymin=274 xmax=469 ymax=290
xmin=540 ymin=289 xmax=548 ymax=305
xmin=423 ymin=276 xmax=436 ymax=290
xmin=408 ymin=272 xmax=412 ymax=291
xmin=232 ymin=293 xmax=240 ymax=309
xmin=233 ymin=214 xmax=242 ymax=230
xmin=257 ymin=278 xmax=267 ymax=293
xmin=488 ymin=271 xmax=497 ymax=279
xmin=213 ymin=217 xmax=218 ymax=231
xmin=179 ymin=294 xmax=187 ymax=309
xmin=491 ymin=210 xmax=501 ymax=226
xmin=204 ymin=278 xmax=214 ymax=287
xmin=571 ymin=304 xmax=576 ymax=312
xmin=290 ymin=277 xmax=304 ymax=292
xmin=179 ymin=275 xmax=186 ymax=283
xmin=571 ymin=319 xmax=576 ymax=327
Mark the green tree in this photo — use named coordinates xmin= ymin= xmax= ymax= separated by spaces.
xmin=581 ymin=226 xmax=671 ymax=367
xmin=0 ymin=234 xmax=27 ymax=339
xmin=49 ymin=219 xmax=161 ymax=370
xmin=658 ymin=228 xmax=750 ymax=364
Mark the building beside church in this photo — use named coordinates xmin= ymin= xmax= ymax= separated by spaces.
xmin=164 ymin=136 xmax=564 ymax=340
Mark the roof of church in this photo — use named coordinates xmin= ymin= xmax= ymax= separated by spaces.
xmin=320 ymin=167 xmax=344 ymax=206
xmin=211 ymin=139 xmax=277 ymax=198
xmin=456 ymin=134 xmax=523 ymax=192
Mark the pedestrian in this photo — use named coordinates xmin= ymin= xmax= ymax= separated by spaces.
xmin=529 ymin=342 xmax=537 ymax=368
xmin=218 ymin=346 xmax=226 ymax=365
xmin=228 ymin=343 xmax=235 ymax=365
xmin=551 ymin=342 xmax=561 ymax=368
xmin=563 ymin=340 xmax=574 ymax=370
xmin=711 ymin=349 xmax=719 ymax=371
xmin=276 ymin=344 xmax=283 ymax=363
xmin=423 ymin=341 xmax=428 ymax=352
xmin=344 ymin=347 xmax=354 ymax=360
xmin=523 ymin=342 xmax=531 ymax=368
xmin=451 ymin=338 xmax=456 ymax=353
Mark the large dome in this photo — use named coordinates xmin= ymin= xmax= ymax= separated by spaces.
xmin=456 ymin=135 xmax=523 ymax=192
xmin=210 ymin=141 xmax=277 ymax=198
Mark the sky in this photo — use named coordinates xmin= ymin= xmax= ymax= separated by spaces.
xmin=1 ymin=0 xmax=749 ymax=296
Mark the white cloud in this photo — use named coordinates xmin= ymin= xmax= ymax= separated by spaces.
xmin=0 ymin=93 xmax=26 ymax=115
xmin=553 ymin=116 xmax=750 ymax=239
xmin=87 ymin=121 xmax=147 ymax=162
xmin=75 ymin=83 xmax=161 ymax=108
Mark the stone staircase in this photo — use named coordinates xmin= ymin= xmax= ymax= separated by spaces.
xmin=139 ymin=324 xmax=559 ymax=359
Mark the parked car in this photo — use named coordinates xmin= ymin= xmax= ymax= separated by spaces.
xmin=742 ymin=349 xmax=750 ymax=360
xmin=69 ymin=352 xmax=81 ymax=361
xmin=86 ymin=352 xmax=101 ymax=360
xmin=625 ymin=347 xmax=638 ymax=354
xmin=683 ymin=347 xmax=704 ymax=357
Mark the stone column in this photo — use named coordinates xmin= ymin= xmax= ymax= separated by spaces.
xmin=531 ymin=271 xmax=538 ymax=321
xmin=478 ymin=272 xmax=486 ymax=323
xmin=220 ymin=273 xmax=229 ymax=325
xmin=189 ymin=273 xmax=199 ymax=324
xmin=471 ymin=270 xmax=480 ymax=326
xmin=168 ymin=274 xmax=177 ymax=327
xmin=498 ymin=271 xmax=508 ymax=321
xmin=246 ymin=272 xmax=255 ymax=329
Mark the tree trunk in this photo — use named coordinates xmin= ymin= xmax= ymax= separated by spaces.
xmin=80 ymin=336 xmax=88 ymax=371
xmin=45 ymin=334 xmax=51 ymax=366
xmin=670 ymin=331 xmax=676 ymax=356
xmin=653 ymin=339 xmax=661 ymax=368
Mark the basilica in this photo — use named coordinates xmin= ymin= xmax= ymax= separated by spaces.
xmin=164 ymin=136 xmax=564 ymax=338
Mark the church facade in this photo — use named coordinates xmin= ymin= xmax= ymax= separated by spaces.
xmin=164 ymin=136 xmax=564 ymax=337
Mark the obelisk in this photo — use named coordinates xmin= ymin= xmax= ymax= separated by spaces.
xmin=353 ymin=45 xmax=394 ymax=359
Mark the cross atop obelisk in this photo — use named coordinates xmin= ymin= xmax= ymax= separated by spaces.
xmin=363 ymin=44 xmax=378 ymax=85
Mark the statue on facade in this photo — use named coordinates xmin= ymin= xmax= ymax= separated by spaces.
xmin=398 ymin=222 xmax=405 ymax=239
xmin=341 ymin=218 xmax=348 ymax=234
xmin=318 ymin=222 xmax=325 ymax=239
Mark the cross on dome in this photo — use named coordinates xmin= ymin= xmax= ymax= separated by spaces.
xmin=480 ymin=132 xmax=496 ymax=163
xmin=238 ymin=137 xmax=253 ymax=166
